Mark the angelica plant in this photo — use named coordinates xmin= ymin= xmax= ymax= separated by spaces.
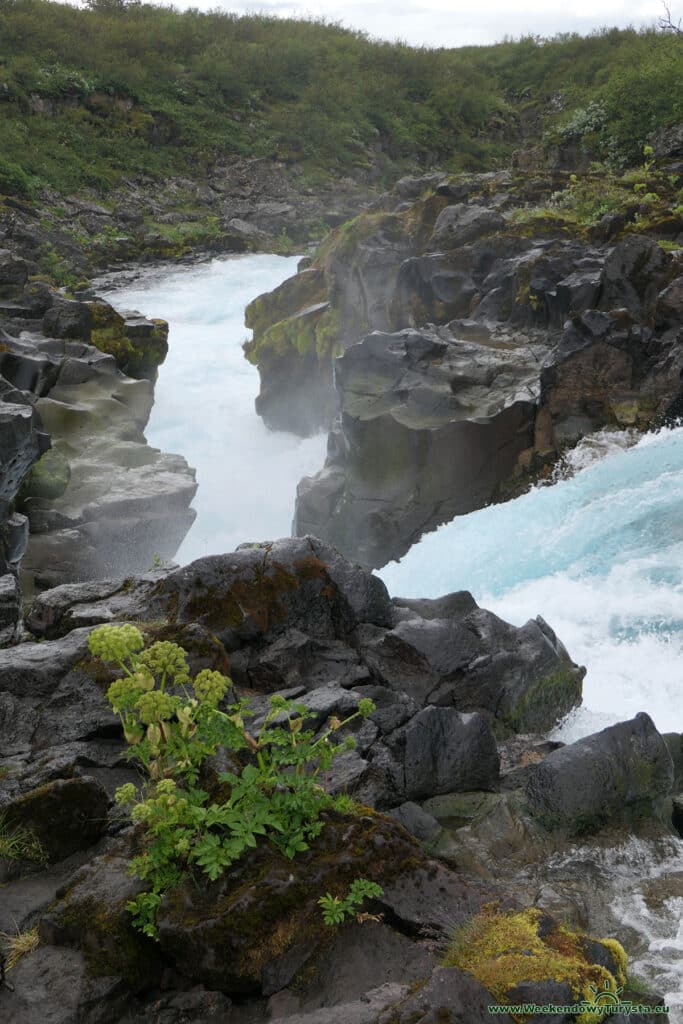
xmin=88 ymin=624 xmax=376 ymax=938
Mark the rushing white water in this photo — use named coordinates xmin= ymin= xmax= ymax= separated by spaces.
xmin=380 ymin=424 xmax=683 ymax=739
xmin=522 ymin=831 xmax=683 ymax=1017
xmin=103 ymin=254 xmax=327 ymax=565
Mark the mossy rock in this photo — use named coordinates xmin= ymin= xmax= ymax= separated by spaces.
xmin=3 ymin=777 xmax=109 ymax=863
xmin=153 ymin=538 xmax=358 ymax=652
xmin=156 ymin=810 xmax=424 ymax=995
xmin=88 ymin=300 xmax=125 ymax=333
xmin=90 ymin=322 xmax=167 ymax=379
xmin=40 ymin=851 xmax=163 ymax=988
xmin=503 ymin=665 xmax=584 ymax=734
xmin=315 ymin=211 xmax=405 ymax=272
xmin=18 ymin=447 xmax=70 ymax=501
xmin=443 ymin=906 xmax=628 ymax=1023
xmin=244 ymin=301 xmax=339 ymax=367
xmin=245 ymin=268 xmax=325 ymax=336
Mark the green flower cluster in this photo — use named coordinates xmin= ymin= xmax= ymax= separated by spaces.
xmin=193 ymin=669 xmax=230 ymax=706
xmin=136 ymin=690 xmax=179 ymax=725
xmin=89 ymin=623 xmax=144 ymax=663
xmin=138 ymin=641 xmax=190 ymax=687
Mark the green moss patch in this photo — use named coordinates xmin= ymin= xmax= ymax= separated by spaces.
xmin=504 ymin=667 xmax=583 ymax=734
xmin=444 ymin=907 xmax=628 ymax=1023
xmin=18 ymin=447 xmax=70 ymax=501
xmin=244 ymin=302 xmax=342 ymax=367
xmin=89 ymin=306 xmax=168 ymax=379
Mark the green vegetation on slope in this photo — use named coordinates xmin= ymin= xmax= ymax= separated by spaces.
xmin=0 ymin=1 xmax=682 ymax=200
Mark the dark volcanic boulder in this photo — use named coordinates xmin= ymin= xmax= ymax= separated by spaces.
xmin=0 ymin=396 xmax=48 ymax=512
xmin=391 ymin=253 xmax=478 ymax=325
xmin=382 ymin=707 xmax=499 ymax=800
xmin=42 ymin=298 xmax=93 ymax=341
xmin=155 ymin=812 xmax=462 ymax=996
xmin=0 ymin=249 xmax=29 ymax=296
xmin=0 ymin=389 xmax=48 ymax=640
xmin=656 ymin=275 xmax=683 ymax=328
xmin=376 ymin=966 xmax=510 ymax=1024
xmin=368 ymin=600 xmax=584 ymax=732
xmin=429 ymin=203 xmax=505 ymax=249
xmin=1 ymin=776 xmax=109 ymax=862
xmin=0 ymin=946 xmax=120 ymax=1024
xmin=40 ymin=849 xmax=164 ymax=988
xmin=599 ymin=235 xmax=666 ymax=320
xmin=540 ymin=309 xmax=683 ymax=445
xmin=144 ymin=536 xmax=394 ymax=656
xmin=652 ymin=120 xmax=683 ymax=160
xmin=525 ymin=713 xmax=674 ymax=833
xmin=0 ymin=572 xmax=21 ymax=645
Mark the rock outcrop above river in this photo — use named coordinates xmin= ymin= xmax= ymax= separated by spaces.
xmin=0 ymin=249 xmax=197 ymax=602
xmin=0 ymin=158 xmax=370 ymax=283
xmin=247 ymin=170 xmax=683 ymax=566
xmin=295 ymin=325 xmax=540 ymax=567
xmin=1 ymin=536 xmax=672 ymax=1021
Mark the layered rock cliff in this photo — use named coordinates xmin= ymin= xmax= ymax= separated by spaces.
xmin=246 ymin=167 xmax=683 ymax=566
xmin=0 ymin=248 xmax=197 ymax=615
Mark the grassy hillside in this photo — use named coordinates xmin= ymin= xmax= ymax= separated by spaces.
xmin=1 ymin=1 xmax=682 ymax=201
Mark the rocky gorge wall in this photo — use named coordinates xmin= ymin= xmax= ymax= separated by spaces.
xmin=246 ymin=157 xmax=683 ymax=567
xmin=0 ymin=246 xmax=198 ymax=638
xmin=1 ymin=134 xmax=683 ymax=1018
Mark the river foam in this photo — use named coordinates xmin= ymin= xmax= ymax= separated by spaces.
xmin=380 ymin=424 xmax=683 ymax=738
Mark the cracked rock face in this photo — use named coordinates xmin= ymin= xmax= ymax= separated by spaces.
xmin=294 ymin=325 xmax=539 ymax=568
xmin=15 ymin=330 xmax=197 ymax=591
xmin=0 ymin=267 xmax=198 ymax=600
xmin=0 ymin=376 xmax=50 ymax=640
xmin=248 ymin=175 xmax=681 ymax=569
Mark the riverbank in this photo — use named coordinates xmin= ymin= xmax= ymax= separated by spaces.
xmin=0 ymin=157 xmax=372 ymax=289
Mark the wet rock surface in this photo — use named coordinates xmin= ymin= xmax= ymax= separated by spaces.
xmin=525 ymin=712 xmax=675 ymax=833
xmin=0 ymin=537 xmax=673 ymax=1021
xmin=294 ymin=325 xmax=539 ymax=567
xmin=0 ymin=260 xmax=197 ymax=598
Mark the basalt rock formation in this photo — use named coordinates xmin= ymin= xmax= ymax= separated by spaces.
xmin=247 ymin=171 xmax=683 ymax=567
xmin=0 ymin=248 xmax=197 ymax=603
xmin=1 ymin=537 xmax=671 ymax=1022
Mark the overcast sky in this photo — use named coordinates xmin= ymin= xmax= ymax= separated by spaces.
xmin=155 ymin=0 xmax=672 ymax=47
